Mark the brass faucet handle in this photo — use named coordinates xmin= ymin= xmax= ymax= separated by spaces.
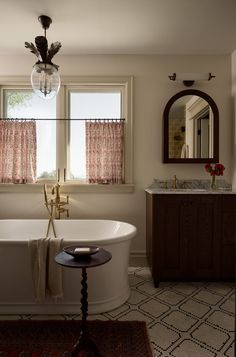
xmin=43 ymin=184 xmax=48 ymax=204
xmin=58 ymin=208 xmax=69 ymax=219
xmin=172 ymin=175 xmax=178 ymax=189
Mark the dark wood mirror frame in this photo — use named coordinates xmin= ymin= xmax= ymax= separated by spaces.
xmin=163 ymin=89 xmax=219 ymax=163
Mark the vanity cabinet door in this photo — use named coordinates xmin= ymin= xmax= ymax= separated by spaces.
xmin=147 ymin=194 xmax=194 ymax=285
xmin=155 ymin=195 xmax=221 ymax=280
xmin=146 ymin=192 xmax=227 ymax=285
xmin=154 ymin=195 xmax=188 ymax=281
xmin=189 ymin=195 xmax=221 ymax=280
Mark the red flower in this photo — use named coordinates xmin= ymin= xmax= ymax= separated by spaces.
xmin=204 ymin=163 xmax=225 ymax=176
xmin=205 ymin=163 xmax=212 ymax=173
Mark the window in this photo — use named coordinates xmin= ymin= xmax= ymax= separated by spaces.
xmin=0 ymin=76 xmax=133 ymax=187
xmin=68 ymin=89 xmax=122 ymax=181
xmin=3 ymin=88 xmax=56 ymax=179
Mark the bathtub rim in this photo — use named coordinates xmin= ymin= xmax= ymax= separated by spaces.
xmin=0 ymin=218 xmax=137 ymax=245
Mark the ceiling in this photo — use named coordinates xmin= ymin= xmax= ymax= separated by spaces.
xmin=1 ymin=0 xmax=236 ymax=55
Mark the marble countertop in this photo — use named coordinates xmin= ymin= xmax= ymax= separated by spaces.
xmin=146 ymin=178 xmax=234 ymax=194
xmin=145 ymin=187 xmax=236 ymax=194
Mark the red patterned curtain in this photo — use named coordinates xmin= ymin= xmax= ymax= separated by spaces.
xmin=86 ymin=121 xmax=124 ymax=184
xmin=0 ymin=120 xmax=37 ymax=183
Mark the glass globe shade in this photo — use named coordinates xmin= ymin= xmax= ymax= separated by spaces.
xmin=31 ymin=63 xmax=60 ymax=100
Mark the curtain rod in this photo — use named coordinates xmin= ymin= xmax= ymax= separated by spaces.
xmin=0 ymin=118 xmax=125 ymax=121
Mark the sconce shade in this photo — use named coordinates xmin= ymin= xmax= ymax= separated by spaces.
xmin=31 ymin=63 xmax=60 ymax=100
xmin=168 ymin=72 xmax=215 ymax=86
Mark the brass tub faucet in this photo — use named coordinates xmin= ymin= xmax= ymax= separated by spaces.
xmin=44 ymin=182 xmax=69 ymax=220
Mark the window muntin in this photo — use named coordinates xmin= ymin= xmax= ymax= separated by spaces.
xmin=3 ymin=89 xmax=56 ymax=179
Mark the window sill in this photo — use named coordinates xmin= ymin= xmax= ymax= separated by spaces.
xmin=0 ymin=183 xmax=135 ymax=194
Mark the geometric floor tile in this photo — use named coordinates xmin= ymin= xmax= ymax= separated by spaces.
xmin=155 ymin=290 xmax=186 ymax=306
xmin=149 ymin=322 xmax=181 ymax=350
xmin=87 ymin=314 xmax=109 ymax=321
xmin=191 ymin=323 xmax=230 ymax=351
xmin=193 ymin=290 xmax=224 ymax=305
xmin=180 ymin=299 xmax=211 ymax=318
xmin=206 ymin=283 xmax=234 ymax=296
xmin=161 ymin=310 xmax=198 ymax=332
xmin=151 ymin=348 xmax=162 ymax=357
xmin=137 ymin=281 xmax=161 ymax=295
xmin=171 ymin=283 xmax=199 ymax=295
xmin=3 ymin=267 xmax=235 ymax=357
xmin=220 ymin=297 xmax=235 ymax=315
xmin=128 ymin=274 xmax=145 ymax=286
xmin=105 ymin=303 xmax=130 ymax=318
xmin=206 ymin=310 xmax=235 ymax=332
xmin=140 ymin=299 xmax=170 ymax=317
xmin=224 ymin=342 xmax=235 ymax=357
xmin=170 ymin=339 xmax=217 ymax=357
xmin=127 ymin=289 xmax=149 ymax=305
xmin=117 ymin=309 xmax=153 ymax=324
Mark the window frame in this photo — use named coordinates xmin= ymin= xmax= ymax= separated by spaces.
xmin=65 ymin=84 xmax=124 ymax=183
xmin=0 ymin=76 xmax=134 ymax=193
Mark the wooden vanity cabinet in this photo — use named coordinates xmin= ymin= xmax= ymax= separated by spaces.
xmin=221 ymin=195 xmax=236 ymax=280
xmin=146 ymin=193 xmax=235 ymax=287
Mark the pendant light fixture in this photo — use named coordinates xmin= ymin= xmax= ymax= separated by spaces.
xmin=25 ymin=15 xmax=62 ymax=100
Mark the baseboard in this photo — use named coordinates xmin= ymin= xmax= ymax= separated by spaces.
xmin=129 ymin=251 xmax=147 ymax=267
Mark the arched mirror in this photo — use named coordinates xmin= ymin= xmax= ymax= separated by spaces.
xmin=163 ymin=89 xmax=219 ymax=163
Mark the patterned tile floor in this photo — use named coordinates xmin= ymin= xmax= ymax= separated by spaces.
xmin=0 ymin=267 xmax=235 ymax=356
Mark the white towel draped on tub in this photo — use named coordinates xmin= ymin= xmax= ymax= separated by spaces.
xmin=28 ymin=236 xmax=63 ymax=302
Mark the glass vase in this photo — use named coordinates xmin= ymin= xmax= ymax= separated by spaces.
xmin=210 ymin=175 xmax=217 ymax=190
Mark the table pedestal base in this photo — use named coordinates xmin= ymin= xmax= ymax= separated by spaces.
xmin=71 ymin=267 xmax=102 ymax=357
xmin=54 ymin=249 xmax=112 ymax=357
xmin=71 ymin=333 xmax=102 ymax=357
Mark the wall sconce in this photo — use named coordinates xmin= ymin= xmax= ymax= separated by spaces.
xmin=168 ymin=73 xmax=215 ymax=87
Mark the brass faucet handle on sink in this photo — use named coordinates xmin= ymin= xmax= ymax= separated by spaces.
xmin=172 ymin=175 xmax=178 ymax=189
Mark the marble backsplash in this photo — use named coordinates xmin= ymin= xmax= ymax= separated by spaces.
xmin=149 ymin=178 xmax=232 ymax=190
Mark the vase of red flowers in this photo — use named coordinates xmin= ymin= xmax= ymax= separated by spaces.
xmin=204 ymin=163 xmax=225 ymax=190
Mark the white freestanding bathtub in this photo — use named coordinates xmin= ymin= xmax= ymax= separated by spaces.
xmin=0 ymin=219 xmax=137 ymax=314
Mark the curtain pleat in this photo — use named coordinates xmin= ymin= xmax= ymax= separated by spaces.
xmin=0 ymin=120 xmax=37 ymax=183
xmin=86 ymin=121 xmax=124 ymax=184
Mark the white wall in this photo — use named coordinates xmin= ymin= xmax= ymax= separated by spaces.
xmin=0 ymin=54 xmax=233 ymax=260
xmin=231 ymin=50 xmax=236 ymax=189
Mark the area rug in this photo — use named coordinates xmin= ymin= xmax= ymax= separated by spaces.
xmin=0 ymin=320 xmax=153 ymax=357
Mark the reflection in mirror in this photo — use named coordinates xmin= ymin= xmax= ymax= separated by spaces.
xmin=169 ymin=96 xmax=212 ymax=159
xmin=163 ymin=89 xmax=219 ymax=163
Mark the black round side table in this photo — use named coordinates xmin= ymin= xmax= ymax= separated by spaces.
xmin=55 ymin=247 xmax=112 ymax=357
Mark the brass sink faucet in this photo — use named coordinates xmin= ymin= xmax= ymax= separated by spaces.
xmin=172 ymin=175 xmax=178 ymax=189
